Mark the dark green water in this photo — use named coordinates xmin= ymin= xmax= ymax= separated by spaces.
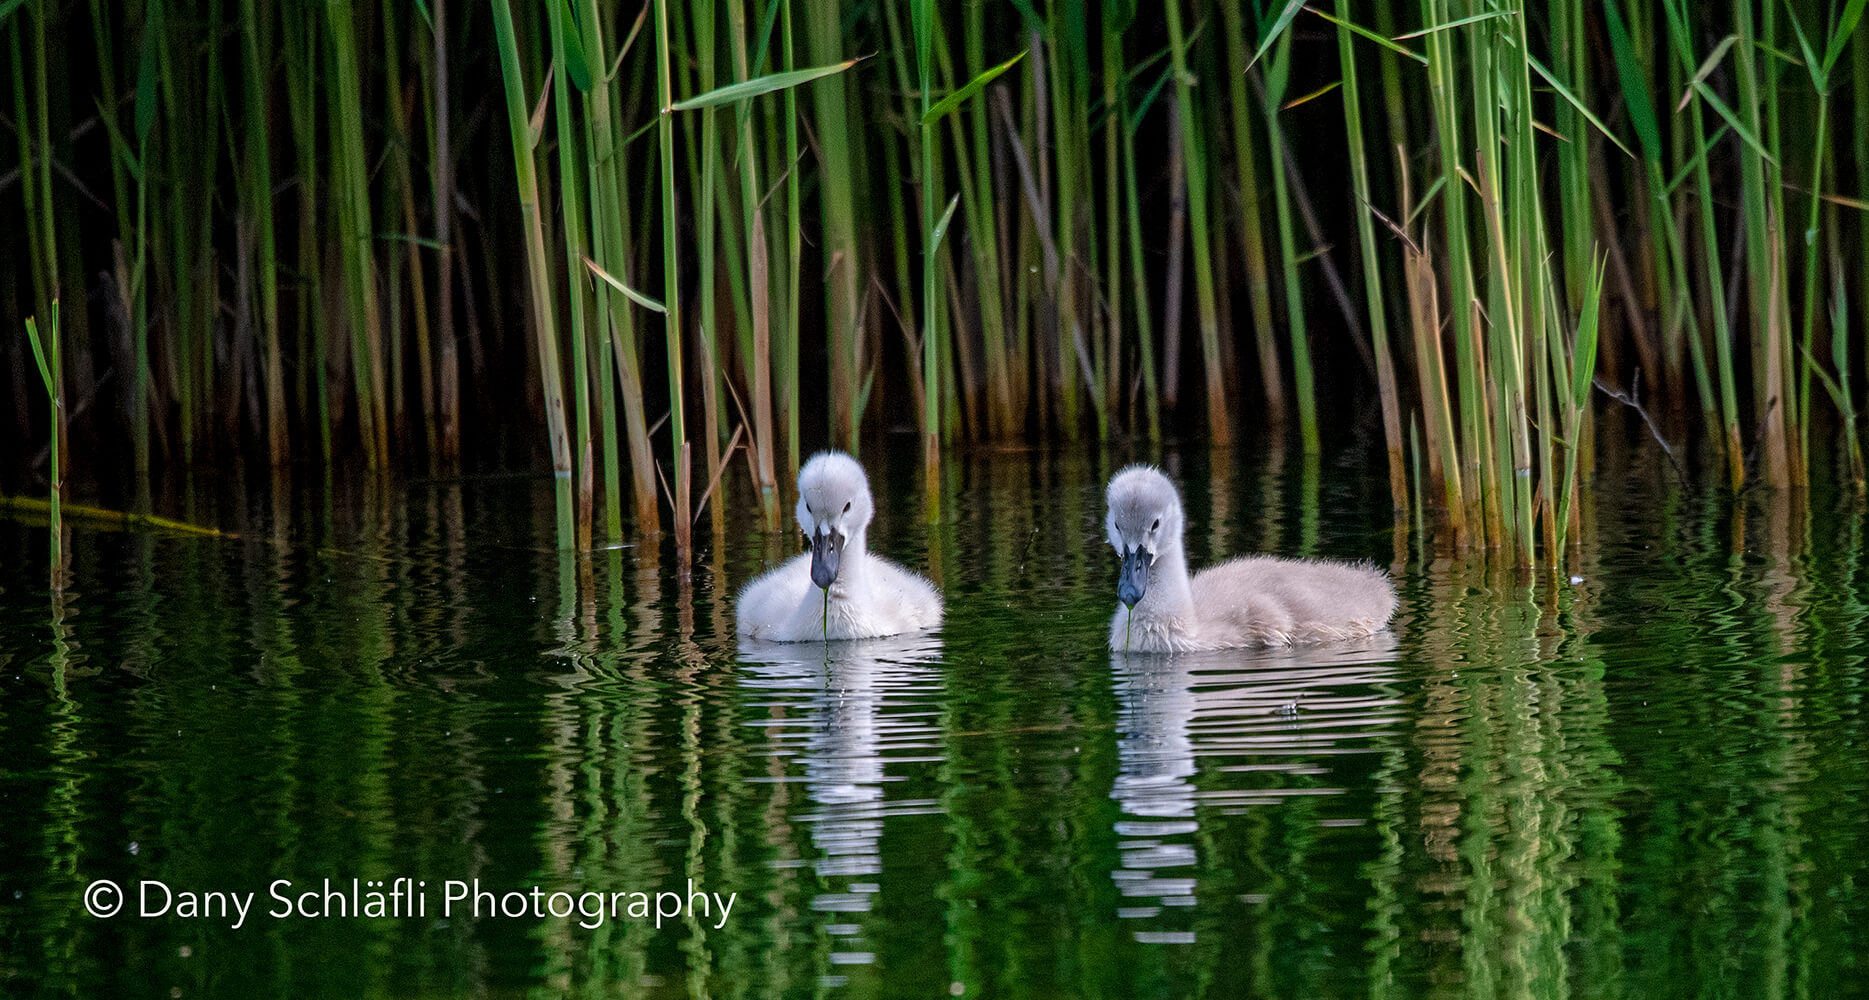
xmin=3 ymin=444 xmax=1866 ymax=998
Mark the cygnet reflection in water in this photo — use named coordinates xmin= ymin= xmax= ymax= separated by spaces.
xmin=737 ymin=633 xmax=944 ymax=975
xmin=1108 ymin=633 xmax=1402 ymax=942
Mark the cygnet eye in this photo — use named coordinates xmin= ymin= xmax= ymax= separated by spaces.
xmin=1151 ymin=517 xmax=1161 ymax=531
xmin=843 ymin=500 xmax=852 ymax=513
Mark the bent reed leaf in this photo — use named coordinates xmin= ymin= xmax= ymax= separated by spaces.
xmin=668 ymin=58 xmax=860 ymax=111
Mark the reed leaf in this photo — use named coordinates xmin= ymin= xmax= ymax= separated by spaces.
xmin=1248 ymin=0 xmax=1308 ymax=72
xmin=1525 ymin=53 xmax=1634 ymax=159
xmin=1602 ymin=0 xmax=1660 ymax=161
xmin=1676 ymin=35 xmax=1739 ymax=110
xmin=929 ymin=192 xmax=961 ymax=255
xmin=1394 ymin=9 xmax=1516 ymax=39
xmin=921 ymin=49 xmax=1025 ymax=124
xmin=1685 ymin=80 xmax=1778 ymax=165
xmin=668 ymin=58 xmax=858 ymax=110
xmin=1307 ymin=7 xmax=1425 ymax=65
xmin=559 ymin=0 xmax=593 ymax=90
xmin=1821 ymin=0 xmax=1867 ymax=74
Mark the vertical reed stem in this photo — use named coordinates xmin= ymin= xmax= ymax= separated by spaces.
xmin=490 ymin=0 xmax=576 ymax=545
xmin=655 ymin=0 xmax=693 ymax=557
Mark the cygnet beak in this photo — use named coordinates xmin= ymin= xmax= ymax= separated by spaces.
xmin=810 ymin=524 xmax=845 ymax=590
xmin=1118 ymin=544 xmax=1151 ymax=608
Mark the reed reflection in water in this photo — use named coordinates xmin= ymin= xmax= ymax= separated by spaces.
xmin=3 ymin=439 xmax=1868 ymax=998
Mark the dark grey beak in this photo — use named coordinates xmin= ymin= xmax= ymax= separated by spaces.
xmin=1118 ymin=545 xmax=1150 ymax=608
xmin=810 ymin=526 xmax=844 ymax=590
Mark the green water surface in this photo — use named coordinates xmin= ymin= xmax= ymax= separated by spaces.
xmin=2 ymin=444 xmax=1865 ymax=998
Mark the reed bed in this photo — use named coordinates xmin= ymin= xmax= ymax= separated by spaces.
xmin=3 ymin=0 xmax=1867 ymax=567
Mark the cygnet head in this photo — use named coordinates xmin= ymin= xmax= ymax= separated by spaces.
xmin=1105 ymin=465 xmax=1185 ymax=609
xmin=795 ymin=451 xmax=875 ymax=591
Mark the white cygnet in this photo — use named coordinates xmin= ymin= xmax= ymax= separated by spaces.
xmin=737 ymin=451 xmax=943 ymax=642
xmin=1104 ymin=465 xmax=1396 ymax=652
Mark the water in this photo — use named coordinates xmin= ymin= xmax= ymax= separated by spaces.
xmin=3 ymin=443 xmax=1866 ymax=998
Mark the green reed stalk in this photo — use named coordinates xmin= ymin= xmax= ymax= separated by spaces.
xmin=1513 ymin=10 xmax=1559 ymax=561
xmin=10 ymin=7 xmax=57 ymax=397
xmin=24 ymin=301 xmax=61 ymax=584
xmin=1662 ymin=0 xmax=1744 ymax=488
xmin=1733 ymin=0 xmax=1793 ymax=489
xmin=490 ymin=0 xmax=575 ymax=546
xmin=1164 ymin=0 xmax=1229 ymax=445
xmin=1420 ymin=0 xmax=1483 ymax=537
xmin=1119 ymin=63 xmax=1161 ymax=441
xmin=1045 ymin=4 xmax=1090 ymax=439
xmin=1098 ymin=18 xmax=1123 ymax=433
xmin=1508 ymin=9 xmax=1552 ymax=564
xmin=205 ymin=0 xmax=229 ymax=445
xmin=1011 ymin=63 xmax=1036 ymax=434
xmin=922 ymin=13 xmax=980 ymax=437
xmin=9 ymin=4 xmax=67 ymax=504
xmin=780 ymin=0 xmax=803 ymax=474
xmin=430 ymin=0 xmax=459 ymax=465
xmin=914 ymin=0 xmax=942 ymax=515
xmin=689 ymin=0 xmax=727 ymax=532
xmin=968 ymin=4 xmax=1015 ymax=436
xmin=87 ymin=0 xmax=130 ymax=279
xmin=654 ymin=0 xmax=693 ymax=554
xmin=283 ymin=3 xmax=330 ymax=463
xmin=1333 ymin=3 xmax=1405 ymax=516
xmin=574 ymin=0 xmax=659 ymax=534
xmin=1475 ymin=149 xmax=1532 ymax=564
xmin=879 ymin=1 xmax=921 ymax=414
xmin=1551 ymin=0 xmax=1592 ymax=317
xmin=326 ymin=0 xmax=388 ymax=466
xmin=547 ymin=0 xmax=596 ymax=550
xmin=1795 ymin=91 xmax=1826 ymax=478
xmin=1763 ymin=4 xmax=1800 ymax=482
xmin=1403 ymin=230 xmax=1467 ymax=549
xmin=1535 ymin=278 xmax=1563 ymax=557
xmin=132 ymin=89 xmax=152 ymax=478
xmin=1786 ymin=3 xmax=1863 ymax=486
xmin=1091 ymin=23 xmax=1113 ymax=433
xmin=1368 ymin=1 xmax=1410 ymax=176
xmin=709 ymin=126 xmax=755 ymax=397
xmin=236 ymin=0 xmax=284 ymax=464
xmin=592 ymin=270 xmax=624 ymax=542
xmin=86 ymin=0 xmax=142 ymax=476
xmin=111 ymin=0 xmax=157 ymax=478
xmin=1020 ymin=34 xmax=1056 ymax=436
xmin=805 ymin=0 xmax=861 ymax=449
xmin=878 ymin=33 xmax=925 ymax=431
xmin=1262 ymin=34 xmax=1317 ymax=453
xmin=727 ymin=0 xmax=781 ymax=530
xmin=926 ymin=22 xmax=967 ymax=435
xmin=1221 ymin=1 xmax=1283 ymax=427
xmin=380 ymin=5 xmax=408 ymax=453
xmin=1859 ymin=21 xmax=1869 ymax=426
xmin=1449 ymin=12 xmax=1501 ymax=547
xmin=156 ymin=4 xmax=203 ymax=462
xmin=1603 ymin=0 xmax=1705 ymax=425
xmin=1820 ymin=273 xmax=1865 ymax=485
xmin=1556 ymin=258 xmax=1605 ymax=551
xmin=405 ymin=30 xmax=443 ymax=466
xmin=1465 ymin=13 xmax=1517 ymax=554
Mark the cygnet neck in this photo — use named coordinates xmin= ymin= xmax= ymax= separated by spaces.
xmin=828 ymin=525 xmax=871 ymax=595
xmin=1134 ymin=539 xmax=1195 ymax=621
